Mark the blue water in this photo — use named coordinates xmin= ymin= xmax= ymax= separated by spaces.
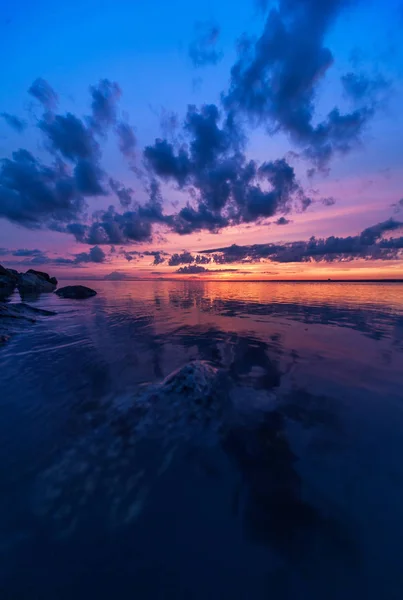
xmin=1 ymin=281 xmax=403 ymax=599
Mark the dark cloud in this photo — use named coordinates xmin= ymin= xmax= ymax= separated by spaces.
xmin=195 ymin=254 xmax=211 ymax=264
xmin=39 ymin=113 xmax=99 ymax=161
xmin=144 ymin=138 xmax=191 ymax=186
xmin=1 ymin=81 xmax=159 ymax=240
xmin=1 ymin=113 xmax=27 ymax=133
xmin=74 ymin=245 xmax=106 ymax=263
xmin=170 ymin=204 xmax=230 ymax=235
xmin=3 ymin=246 xmax=106 ymax=267
xmin=360 ymin=218 xmax=403 ymax=245
xmin=168 ymin=251 xmax=194 ymax=266
xmin=53 ymin=257 xmax=77 ymax=265
xmin=74 ymin=159 xmax=105 ymax=195
xmin=122 ymin=251 xmax=135 ymax=262
xmin=321 ymin=197 xmax=336 ymax=207
xmin=38 ymin=101 xmax=107 ymax=197
xmin=89 ymin=79 xmax=121 ymax=132
xmin=342 ymin=72 xmax=390 ymax=104
xmin=12 ymin=248 xmax=43 ymax=257
xmin=145 ymin=104 xmax=311 ymax=235
xmin=159 ymin=109 xmax=179 ymax=139
xmin=176 ymin=265 xmax=208 ymax=274
xmin=189 ymin=21 xmax=223 ymax=68
xmin=25 ymin=253 xmax=52 ymax=265
xmin=222 ymin=0 xmax=379 ymax=168
xmin=28 ymin=78 xmax=58 ymax=111
xmin=391 ymin=198 xmax=403 ymax=214
xmin=201 ymin=219 xmax=403 ymax=264
xmin=143 ymin=250 xmax=166 ymax=265
xmin=0 ymin=149 xmax=85 ymax=228
xmin=67 ymin=198 xmax=163 ymax=244
xmin=109 ymin=178 xmax=134 ymax=207
xmin=116 ymin=121 xmax=136 ymax=158
xmin=175 ymin=265 xmax=239 ymax=274
xmin=276 ymin=217 xmax=291 ymax=225
xmin=119 ymin=249 xmax=167 ymax=264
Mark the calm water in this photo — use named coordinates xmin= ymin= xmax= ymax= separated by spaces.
xmin=1 ymin=281 xmax=403 ymax=599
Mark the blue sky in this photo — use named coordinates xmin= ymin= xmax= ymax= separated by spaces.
xmin=0 ymin=0 xmax=402 ymax=278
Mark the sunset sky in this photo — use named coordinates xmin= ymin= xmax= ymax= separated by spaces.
xmin=0 ymin=0 xmax=402 ymax=280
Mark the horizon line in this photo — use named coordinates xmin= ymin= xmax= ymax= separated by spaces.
xmin=57 ymin=277 xmax=403 ymax=283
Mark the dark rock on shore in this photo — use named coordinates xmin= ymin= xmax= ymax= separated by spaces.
xmin=27 ymin=269 xmax=58 ymax=286
xmin=18 ymin=270 xmax=57 ymax=294
xmin=0 ymin=302 xmax=56 ymax=345
xmin=0 ymin=265 xmax=19 ymax=298
xmin=55 ymin=285 xmax=97 ymax=299
xmin=1 ymin=264 xmax=59 ymax=298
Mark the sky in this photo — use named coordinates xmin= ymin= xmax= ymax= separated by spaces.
xmin=0 ymin=0 xmax=402 ymax=280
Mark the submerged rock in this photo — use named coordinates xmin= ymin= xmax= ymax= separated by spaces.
xmin=55 ymin=285 xmax=97 ymax=299
xmin=123 ymin=360 xmax=231 ymax=443
xmin=33 ymin=360 xmax=229 ymax=534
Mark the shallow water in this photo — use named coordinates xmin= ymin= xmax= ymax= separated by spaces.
xmin=1 ymin=280 xmax=403 ymax=599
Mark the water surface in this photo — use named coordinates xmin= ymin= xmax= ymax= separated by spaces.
xmin=1 ymin=281 xmax=403 ymax=599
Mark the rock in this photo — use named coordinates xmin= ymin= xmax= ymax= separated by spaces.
xmin=18 ymin=272 xmax=56 ymax=294
xmin=0 ymin=264 xmax=19 ymax=297
xmin=27 ymin=269 xmax=58 ymax=286
xmin=55 ymin=285 xmax=97 ymax=299
xmin=124 ymin=360 xmax=230 ymax=443
xmin=6 ymin=268 xmax=19 ymax=278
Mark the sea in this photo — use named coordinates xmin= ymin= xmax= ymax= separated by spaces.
xmin=1 ymin=280 xmax=403 ymax=600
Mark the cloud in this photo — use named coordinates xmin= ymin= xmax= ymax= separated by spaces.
xmin=74 ymin=159 xmax=105 ymax=195
xmin=175 ymin=265 xmax=240 ymax=274
xmin=391 ymin=198 xmax=403 ymax=213
xmin=119 ymin=249 xmax=167 ymax=264
xmin=1 ymin=245 xmax=106 ymax=267
xmin=145 ymin=104 xmax=312 ymax=235
xmin=143 ymin=250 xmax=166 ymax=265
xmin=195 ymin=254 xmax=211 ymax=264
xmin=276 ymin=217 xmax=291 ymax=225
xmin=39 ymin=113 xmax=99 ymax=161
xmin=0 ymin=149 xmax=86 ymax=228
xmin=176 ymin=265 xmax=208 ymax=274
xmin=109 ymin=178 xmax=134 ymax=207
xmin=321 ymin=197 xmax=336 ymax=207
xmin=189 ymin=21 xmax=223 ymax=68
xmin=28 ymin=78 xmax=58 ymax=111
xmin=74 ymin=245 xmax=106 ymax=263
xmin=359 ymin=218 xmax=403 ymax=244
xmin=89 ymin=79 xmax=121 ymax=132
xmin=1 ymin=113 xmax=26 ymax=133
xmin=168 ymin=251 xmax=194 ymax=266
xmin=201 ymin=219 xmax=403 ymax=264
xmin=37 ymin=93 xmax=108 ymax=198
xmin=116 ymin=121 xmax=136 ymax=158
xmin=222 ymin=0 xmax=380 ymax=168
xmin=342 ymin=72 xmax=390 ymax=104
xmin=67 ymin=204 xmax=159 ymax=245
xmin=12 ymin=248 xmax=43 ymax=257
xmin=89 ymin=79 xmax=136 ymax=161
